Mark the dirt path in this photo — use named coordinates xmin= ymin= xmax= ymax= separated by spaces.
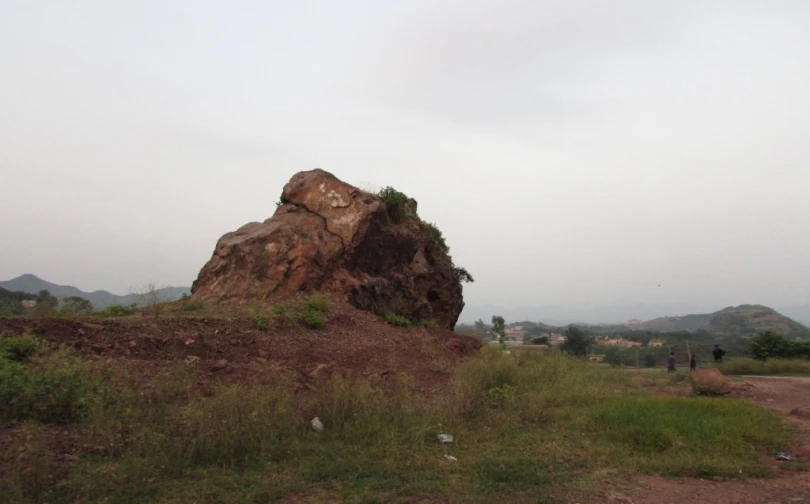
xmin=615 ymin=377 xmax=810 ymax=504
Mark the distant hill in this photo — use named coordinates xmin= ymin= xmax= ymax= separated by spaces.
xmin=639 ymin=304 xmax=809 ymax=338
xmin=0 ymin=274 xmax=190 ymax=309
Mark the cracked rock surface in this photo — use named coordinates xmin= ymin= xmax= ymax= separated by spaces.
xmin=191 ymin=169 xmax=465 ymax=330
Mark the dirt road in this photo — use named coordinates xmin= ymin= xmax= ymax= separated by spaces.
xmin=618 ymin=376 xmax=810 ymax=504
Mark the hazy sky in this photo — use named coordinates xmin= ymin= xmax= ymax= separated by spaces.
xmin=2 ymin=0 xmax=809 ymax=313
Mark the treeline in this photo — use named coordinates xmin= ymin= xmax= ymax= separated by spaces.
xmin=747 ymin=331 xmax=810 ymax=360
xmin=0 ymin=288 xmax=95 ymax=317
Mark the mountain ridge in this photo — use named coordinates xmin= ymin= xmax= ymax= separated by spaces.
xmin=0 ymin=274 xmax=190 ymax=309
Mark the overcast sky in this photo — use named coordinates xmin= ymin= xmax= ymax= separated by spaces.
xmin=1 ymin=0 xmax=809 ymax=315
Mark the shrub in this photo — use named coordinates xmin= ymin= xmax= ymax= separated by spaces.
xmin=99 ymin=304 xmax=137 ymax=317
xmin=377 ymin=186 xmax=410 ymax=222
xmin=256 ymin=316 xmax=269 ymax=331
xmin=302 ymin=294 xmax=331 ymax=313
xmin=272 ymin=294 xmax=330 ymax=329
xmin=452 ymin=265 xmax=475 ymax=284
xmin=0 ymin=349 xmax=99 ymax=424
xmin=423 ymin=222 xmax=449 ymax=253
xmin=0 ymin=336 xmax=40 ymax=362
xmin=385 ymin=313 xmax=411 ymax=327
xmin=295 ymin=310 xmax=325 ymax=330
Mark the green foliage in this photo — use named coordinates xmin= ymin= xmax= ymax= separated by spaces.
xmin=423 ymin=221 xmax=449 ymax=253
xmin=644 ymin=353 xmax=658 ymax=368
xmin=592 ymin=396 xmax=789 ymax=476
xmin=302 ymin=294 xmax=331 ymax=313
xmin=452 ymin=265 xmax=475 ymax=283
xmin=561 ymin=325 xmax=592 ymax=357
xmin=60 ymin=296 xmax=94 ymax=315
xmin=491 ymin=315 xmax=506 ymax=345
xmin=487 ymin=384 xmax=516 ymax=409
xmin=295 ymin=309 xmax=325 ymax=329
xmin=255 ymin=316 xmax=269 ymax=331
xmin=377 ymin=186 xmax=410 ymax=222
xmin=99 ymin=304 xmax=138 ymax=317
xmin=5 ymin=345 xmax=797 ymax=502
xmin=273 ymin=294 xmax=330 ymax=330
xmin=604 ymin=347 xmax=623 ymax=367
xmin=747 ymin=331 xmax=810 ymax=360
xmin=0 ymin=287 xmax=37 ymax=317
xmin=0 ymin=336 xmax=40 ymax=362
xmin=384 ymin=313 xmax=412 ymax=327
xmin=0 ymin=348 xmax=99 ymax=424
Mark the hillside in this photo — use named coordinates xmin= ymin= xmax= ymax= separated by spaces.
xmin=640 ymin=304 xmax=809 ymax=338
xmin=0 ymin=274 xmax=190 ymax=309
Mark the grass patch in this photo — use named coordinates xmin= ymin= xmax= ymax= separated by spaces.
xmin=716 ymin=358 xmax=810 ymax=376
xmin=4 ymin=343 xmax=799 ymax=503
xmin=592 ymin=395 xmax=790 ymax=477
xmin=272 ymin=294 xmax=330 ymax=330
xmin=180 ymin=299 xmax=206 ymax=312
xmin=385 ymin=313 xmax=412 ymax=327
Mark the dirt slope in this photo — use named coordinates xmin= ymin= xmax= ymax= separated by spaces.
xmin=0 ymin=302 xmax=481 ymax=393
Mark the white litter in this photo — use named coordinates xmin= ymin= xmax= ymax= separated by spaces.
xmin=437 ymin=434 xmax=454 ymax=444
xmin=311 ymin=416 xmax=324 ymax=432
xmin=443 ymin=454 xmax=458 ymax=462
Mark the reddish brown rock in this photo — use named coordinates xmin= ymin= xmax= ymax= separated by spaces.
xmin=690 ymin=368 xmax=732 ymax=396
xmin=191 ymin=169 xmax=467 ymax=329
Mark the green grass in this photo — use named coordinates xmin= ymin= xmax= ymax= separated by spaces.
xmin=384 ymin=313 xmax=411 ymax=327
xmin=2 ymin=343 xmax=798 ymax=503
xmin=592 ymin=396 xmax=789 ymax=477
xmin=272 ymin=294 xmax=330 ymax=329
xmin=716 ymin=357 xmax=810 ymax=376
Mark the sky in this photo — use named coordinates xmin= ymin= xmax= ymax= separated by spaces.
xmin=1 ymin=0 xmax=809 ymax=319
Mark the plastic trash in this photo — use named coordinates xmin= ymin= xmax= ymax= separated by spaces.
xmin=443 ymin=454 xmax=458 ymax=462
xmin=311 ymin=416 xmax=324 ymax=432
xmin=776 ymin=452 xmax=794 ymax=461
xmin=437 ymin=434 xmax=454 ymax=444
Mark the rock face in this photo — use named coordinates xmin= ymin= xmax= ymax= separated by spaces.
xmin=191 ymin=169 xmax=466 ymax=329
xmin=690 ymin=368 xmax=732 ymax=396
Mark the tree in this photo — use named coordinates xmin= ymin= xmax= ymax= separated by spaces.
xmin=604 ymin=347 xmax=623 ymax=367
xmin=531 ymin=336 xmax=549 ymax=345
xmin=491 ymin=315 xmax=506 ymax=346
xmin=561 ymin=325 xmax=591 ymax=357
xmin=644 ymin=353 xmax=658 ymax=368
xmin=747 ymin=331 xmax=793 ymax=361
xmin=60 ymin=296 xmax=94 ymax=315
xmin=32 ymin=290 xmax=58 ymax=316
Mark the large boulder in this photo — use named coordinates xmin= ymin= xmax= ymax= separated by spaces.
xmin=191 ymin=169 xmax=467 ymax=329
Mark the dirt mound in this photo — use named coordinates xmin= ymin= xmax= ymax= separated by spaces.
xmin=0 ymin=303 xmax=481 ymax=392
xmin=690 ymin=368 xmax=732 ymax=396
xmin=191 ymin=169 xmax=467 ymax=329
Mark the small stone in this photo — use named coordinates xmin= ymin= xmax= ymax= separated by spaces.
xmin=210 ymin=359 xmax=228 ymax=371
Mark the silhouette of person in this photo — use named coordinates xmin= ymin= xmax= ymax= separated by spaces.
xmin=712 ymin=344 xmax=726 ymax=363
xmin=690 ymin=354 xmax=697 ymax=372
xmin=667 ymin=352 xmax=676 ymax=373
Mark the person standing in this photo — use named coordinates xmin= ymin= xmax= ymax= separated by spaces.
xmin=712 ymin=344 xmax=726 ymax=364
xmin=667 ymin=352 xmax=677 ymax=373
xmin=690 ymin=354 xmax=697 ymax=372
